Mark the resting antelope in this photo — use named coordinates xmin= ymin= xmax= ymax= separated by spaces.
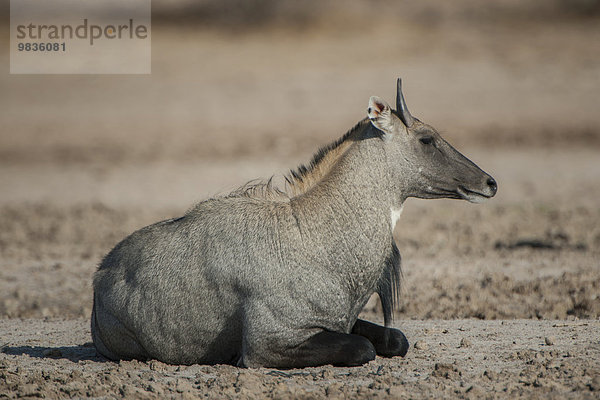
xmin=92 ymin=79 xmax=497 ymax=367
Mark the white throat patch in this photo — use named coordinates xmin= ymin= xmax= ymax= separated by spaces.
xmin=390 ymin=205 xmax=404 ymax=232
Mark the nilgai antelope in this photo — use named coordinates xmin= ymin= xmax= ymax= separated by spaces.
xmin=92 ymin=79 xmax=497 ymax=368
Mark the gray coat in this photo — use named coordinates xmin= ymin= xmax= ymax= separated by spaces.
xmin=92 ymin=80 xmax=496 ymax=367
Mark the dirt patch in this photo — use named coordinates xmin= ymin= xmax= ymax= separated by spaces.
xmin=1 ymin=319 xmax=599 ymax=399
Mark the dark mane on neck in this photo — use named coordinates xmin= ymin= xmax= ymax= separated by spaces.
xmin=285 ymin=118 xmax=370 ymax=196
xmin=226 ymin=118 xmax=372 ymax=200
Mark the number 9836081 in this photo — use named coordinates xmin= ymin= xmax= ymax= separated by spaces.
xmin=18 ymin=42 xmax=66 ymax=51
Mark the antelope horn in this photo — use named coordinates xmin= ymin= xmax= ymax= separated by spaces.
xmin=396 ymin=78 xmax=415 ymax=127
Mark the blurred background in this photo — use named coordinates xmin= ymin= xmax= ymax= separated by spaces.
xmin=0 ymin=0 xmax=599 ymax=321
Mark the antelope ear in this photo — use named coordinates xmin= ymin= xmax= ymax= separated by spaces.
xmin=367 ymin=96 xmax=396 ymax=135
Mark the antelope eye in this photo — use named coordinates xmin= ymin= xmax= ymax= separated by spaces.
xmin=419 ymin=136 xmax=434 ymax=145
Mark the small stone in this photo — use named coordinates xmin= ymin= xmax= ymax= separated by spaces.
xmin=465 ymin=384 xmax=485 ymax=397
xmin=325 ymin=382 xmax=343 ymax=396
xmin=483 ymin=370 xmax=500 ymax=381
xmin=148 ymin=359 xmax=167 ymax=371
xmin=545 ymin=336 xmax=555 ymax=346
xmin=146 ymin=383 xmax=163 ymax=395
xmin=321 ymin=369 xmax=333 ymax=379
xmin=414 ymin=341 xmax=429 ymax=350
xmin=459 ymin=338 xmax=472 ymax=348
xmin=432 ymin=363 xmax=461 ymax=379
xmin=175 ymin=378 xmax=195 ymax=394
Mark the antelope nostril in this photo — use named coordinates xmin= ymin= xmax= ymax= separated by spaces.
xmin=487 ymin=177 xmax=497 ymax=190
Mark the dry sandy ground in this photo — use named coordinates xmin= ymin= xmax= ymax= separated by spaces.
xmin=1 ymin=319 xmax=599 ymax=399
xmin=1 ymin=2 xmax=600 ymax=398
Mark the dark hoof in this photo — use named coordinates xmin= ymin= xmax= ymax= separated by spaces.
xmin=379 ymin=328 xmax=409 ymax=358
xmin=348 ymin=336 xmax=376 ymax=366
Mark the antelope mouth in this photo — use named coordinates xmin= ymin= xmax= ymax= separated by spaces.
xmin=456 ymin=186 xmax=493 ymax=204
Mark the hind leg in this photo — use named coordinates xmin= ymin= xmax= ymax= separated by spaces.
xmin=351 ymin=319 xmax=409 ymax=357
xmin=91 ymin=297 xmax=149 ymax=361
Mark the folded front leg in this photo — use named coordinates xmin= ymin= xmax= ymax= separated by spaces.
xmin=241 ymin=330 xmax=376 ymax=368
xmin=351 ymin=319 xmax=409 ymax=357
